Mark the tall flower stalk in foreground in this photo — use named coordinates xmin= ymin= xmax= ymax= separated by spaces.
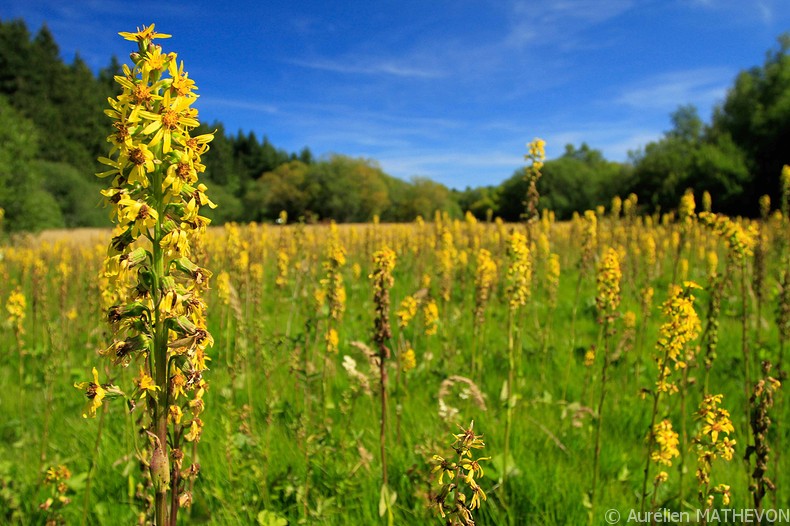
xmin=502 ymin=230 xmax=530 ymax=517
xmin=640 ymin=282 xmax=701 ymax=514
xmin=78 ymin=24 xmax=215 ymax=526
xmin=472 ymin=248 xmax=497 ymax=377
xmin=429 ymin=421 xmax=489 ymax=526
xmin=523 ymin=137 xmax=546 ymax=231
xmin=589 ymin=247 xmax=621 ymax=524
xmin=370 ymin=246 xmax=396 ymax=487
xmin=693 ymin=394 xmax=735 ymax=525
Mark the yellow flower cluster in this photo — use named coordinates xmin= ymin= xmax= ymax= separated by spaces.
xmin=74 ymin=367 xmax=108 ymax=418
xmin=759 ymin=194 xmax=771 ymax=219
xmin=623 ymin=311 xmax=637 ymax=330
xmin=623 ymin=193 xmax=638 ymax=217
xmin=39 ymin=464 xmax=72 ymax=520
xmin=401 ymin=348 xmax=417 ymax=372
xmin=437 ymin=229 xmax=456 ymax=302
xmin=611 ymin=195 xmax=622 ymax=218
xmin=430 ymin=421 xmax=489 ymax=523
xmin=546 ymin=253 xmax=560 ymax=309
xmin=321 ymin=222 xmax=347 ymax=322
xmin=698 ymin=212 xmax=756 ymax=262
xmin=693 ymin=394 xmax=736 ymax=501
xmin=650 ymin=419 xmax=680 ymax=466
xmin=525 ymin=138 xmax=546 ymax=174
xmin=474 ymin=248 xmax=497 ymax=325
xmin=423 ymin=299 xmax=440 ymax=336
xmin=505 ymin=231 xmax=531 ymax=311
xmin=370 ymin=246 xmax=396 ymax=347
xmin=696 ymin=394 xmax=735 ymax=453
xmin=584 ymin=346 xmax=596 ymax=368
xmin=326 ymin=327 xmax=340 ymax=355
xmin=706 ymin=251 xmax=718 ymax=279
xmin=581 ymin=210 xmax=598 ymax=271
xmin=79 ymin=25 xmax=215 ymax=519
xmin=397 ymin=295 xmax=419 ymax=329
xmin=275 ymin=248 xmax=289 ymax=288
xmin=678 ymin=189 xmax=696 ymax=226
xmin=655 ymin=282 xmax=702 ymax=392
xmin=6 ymin=285 xmax=26 ymax=335
xmin=595 ymin=247 xmax=621 ymax=323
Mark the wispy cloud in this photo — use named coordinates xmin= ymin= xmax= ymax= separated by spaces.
xmin=378 ymin=150 xmax=524 ymax=185
xmin=288 ymin=57 xmax=445 ymax=79
xmin=202 ymin=97 xmax=279 ymax=115
xmin=680 ymin=0 xmax=776 ymax=25
xmin=757 ymin=1 xmax=773 ymax=24
xmin=615 ymin=68 xmax=732 ymax=110
xmin=506 ymin=0 xmax=634 ymax=48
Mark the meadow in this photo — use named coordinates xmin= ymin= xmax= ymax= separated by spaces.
xmin=1 ymin=201 xmax=789 ymax=525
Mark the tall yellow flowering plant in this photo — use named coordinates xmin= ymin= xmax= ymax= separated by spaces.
xmin=76 ymin=24 xmax=215 ymax=526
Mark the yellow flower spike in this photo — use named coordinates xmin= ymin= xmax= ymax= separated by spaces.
xmin=6 ymin=286 xmax=26 ymax=326
xmin=326 ymin=327 xmax=340 ymax=354
xmin=505 ymin=231 xmax=531 ymax=311
xmin=423 ymin=299 xmax=439 ymax=336
xmin=401 ymin=348 xmax=416 ymax=372
xmin=651 ymin=419 xmax=680 ymax=466
xmin=397 ymin=295 xmax=418 ymax=329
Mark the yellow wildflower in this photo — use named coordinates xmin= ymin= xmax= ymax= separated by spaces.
xmin=651 ymin=419 xmax=680 ymax=466
xmin=505 ymin=231 xmax=531 ymax=311
xmin=397 ymin=295 xmax=419 ymax=329
xmin=326 ymin=327 xmax=340 ymax=354
xmin=74 ymin=368 xmax=107 ymax=419
xmin=401 ymin=348 xmax=416 ymax=372
xmin=135 ymin=366 xmax=159 ymax=399
xmin=424 ymin=300 xmax=439 ymax=336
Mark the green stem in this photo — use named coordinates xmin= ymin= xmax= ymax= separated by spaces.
xmin=82 ymin=404 xmax=107 ymax=524
xmin=563 ymin=271 xmax=585 ymax=401
xmin=589 ymin=325 xmax=611 ymax=525
xmin=641 ymin=344 xmax=670 ymax=514
xmin=151 ymin=161 xmax=170 ymax=526
xmin=503 ymin=308 xmax=515 ymax=525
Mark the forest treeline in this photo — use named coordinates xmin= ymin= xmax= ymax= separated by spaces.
xmin=1 ymin=19 xmax=788 ymax=231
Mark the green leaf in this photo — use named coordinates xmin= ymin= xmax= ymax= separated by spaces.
xmin=257 ymin=510 xmax=288 ymax=526
xmin=378 ymin=483 xmax=397 ymax=518
xmin=581 ymin=491 xmax=592 ymax=509
xmin=499 ymin=380 xmax=519 ymax=408
xmin=65 ymin=471 xmax=88 ymax=492
xmin=490 ymin=453 xmax=520 ymax=480
xmin=617 ymin=463 xmax=630 ymax=482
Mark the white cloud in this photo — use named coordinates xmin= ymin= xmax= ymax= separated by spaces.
xmin=288 ymin=57 xmax=445 ymax=79
xmin=204 ymin=97 xmax=279 ymax=114
xmin=615 ymin=68 xmax=732 ymax=110
xmin=506 ymin=0 xmax=634 ymax=48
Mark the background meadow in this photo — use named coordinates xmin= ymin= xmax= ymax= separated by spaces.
xmin=1 ymin=205 xmax=788 ymax=524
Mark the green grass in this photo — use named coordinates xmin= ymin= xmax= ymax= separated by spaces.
xmin=0 ymin=220 xmax=787 ymax=525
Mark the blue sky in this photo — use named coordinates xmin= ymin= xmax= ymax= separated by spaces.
xmin=3 ymin=0 xmax=789 ymax=189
